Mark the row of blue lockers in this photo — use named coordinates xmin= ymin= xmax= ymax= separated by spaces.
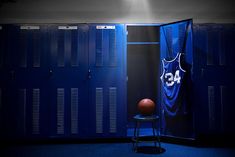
xmin=0 ymin=23 xmax=235 ymax=140
xmin=0 ymin=24 xmax=127 ymax=139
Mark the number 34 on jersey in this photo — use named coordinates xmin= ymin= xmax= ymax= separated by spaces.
xmin=164 ymin=70 xmax=181 ymax=87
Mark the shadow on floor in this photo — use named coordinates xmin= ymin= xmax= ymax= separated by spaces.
xmin=136 ymin=146 xmax=166 ymax=154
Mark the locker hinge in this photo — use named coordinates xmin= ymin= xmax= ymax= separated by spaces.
xmin=126 ymin=31 xmax=128 ymax=35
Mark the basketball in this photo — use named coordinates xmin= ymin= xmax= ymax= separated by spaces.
xmin=137 ymin=98 xmax=155 ymax=116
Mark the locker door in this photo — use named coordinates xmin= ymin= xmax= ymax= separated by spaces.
xmin=160 ymin=19 xmax=194 ymax=138
xmin=88 ymin=24 xmax=126 ymax=138
xmin=3 ymin=25 xmax=22 ymax=138
xmin=0 ymin=25 xmax=6 ymax=79
xmin=47 ymin=25 xmax=89 ymax=138
xmin=4 ymin=25 xmax=49 ymax=138
xmin=193 ymin=25 xmax=235 ymax=136
xmin=30 ymin=26 xmax=50 ymax=137
xmin=0 ymin=25 xmax=7 ymax=136
xmin=18 ymin=25 xmax=48 ymax=137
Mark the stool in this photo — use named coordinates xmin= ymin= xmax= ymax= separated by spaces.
xmin=132 ymin=114 xmax=161 ymax=152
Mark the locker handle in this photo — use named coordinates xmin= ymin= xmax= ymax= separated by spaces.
xmin=49 ymin=69 xmax=53 ymax=77
xmin=201 ymin=68 xmax=204 ymax=78
xmin=88 ymin=69 xmax=91 ymax=79
xmin=10 ymin=70 xmax=15 ymax=80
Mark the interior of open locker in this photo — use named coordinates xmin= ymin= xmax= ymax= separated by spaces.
xmin=126 ymin=19 xmax=194 ymax=139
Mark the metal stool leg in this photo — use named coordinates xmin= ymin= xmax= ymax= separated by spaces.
xmin=156 ymin=123 xmax=161 ymax=151
xmin=132 ymin=120 xmax=137 ymax=151
xmin=135 ymin=121 xmax=141 ymax=152
xmin=157 ymin=130 xmax=161 ymax=149
xmin=152 ymin=121 xmax=157 ymax=148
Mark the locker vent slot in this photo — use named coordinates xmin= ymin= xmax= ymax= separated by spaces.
xmin=207 ymin=32 xmax=214 ymax=65
xmin=57 ymin=88 xmax=64 ymax=134
xmin=19 ymin=31 xmax=27 ymax=68
xmin=71 ymin=88 xmax=78 ymax=134
xmin=71 ymin=30 xmax=79 ymax=67
xmin=208 ymin=86 xmax=215 ymax=130
xmin=220 ymin=86 xmax=226 ymax=131
xmin=219 ymin=32 xmax=226 ymax=66
xmin=65 ymin=31 xmax=72 ymax=67
xmin=178 ymin=24 xmax=185 ymax=53
xmin=109 ymin=29 xmax=117 ymax=66
xmin=18 ymin=89 xmax=26 ymax=135
xmin=32 ymin=89 xmax=40 ymax=134
xmin=165 ymin=27 xmax=173 ymax=56
xmin=109 ymin=87 xmax=117 ymax=133
xmin=50 ymin=31 xmax=58 ymax=66
xmin=33 ymin=32 xmax=41 ymax=67
xmin=96 ymin=30 xmax=103 ymax=66
xmin=96 ymin=88 xmax=103 ymax=133
xmin=58 ymin=31 xmax=65 ymax=67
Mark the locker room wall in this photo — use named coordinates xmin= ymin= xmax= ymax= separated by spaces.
xmin=0 ymin=0 xmax=235 ymax=23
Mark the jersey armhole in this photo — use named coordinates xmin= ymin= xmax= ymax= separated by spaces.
xmin=160 ymin=60 xmax=165 ymax=80
xmin=179 ymin=53 xmax=186 ymax=72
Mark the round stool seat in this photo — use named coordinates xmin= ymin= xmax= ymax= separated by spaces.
xmin=133 ymin=114 xmax=159 ymax=121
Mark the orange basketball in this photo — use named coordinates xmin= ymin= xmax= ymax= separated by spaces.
xmin=138 ymin=98 xmax=155 ymax=116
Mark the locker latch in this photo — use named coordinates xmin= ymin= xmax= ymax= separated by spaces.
xmin=88 ymin=69 xmax=91 ymax=79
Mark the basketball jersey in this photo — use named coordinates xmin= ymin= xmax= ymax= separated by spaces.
xmin=160 ymin=53 xmax=186 ymax=116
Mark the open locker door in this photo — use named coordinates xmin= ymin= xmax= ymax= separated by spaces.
xmin=160 ymin=19 xmax=194 ymax=139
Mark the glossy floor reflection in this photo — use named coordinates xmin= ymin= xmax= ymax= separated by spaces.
xmin=1 ymin=142 xmax=235 ymax=157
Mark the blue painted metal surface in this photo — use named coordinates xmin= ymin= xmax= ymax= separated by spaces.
xmin=0 ymin=25 xmax=7 ymax=137
xmin=88 ymin=24 xmax=126 ymax=138
xmin=1 ymin=25 xmax=51 ymax=138
xmin=160 ymin=19 xmax=194 ymax=138
xmin=46 ymin=25 xmax=90 ymax=138
xmin=3 ymin=25 xmax=22 ymax=138
xmin=193 ymin=24 xmax=235 ymax=137
xmin=0 ymin=24 xmax=127 ymax=139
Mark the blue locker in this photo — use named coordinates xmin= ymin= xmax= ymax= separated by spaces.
xmin=88 ymin=24 xmax=126 ymax=138
xmin=24 ymin=26 xmax=50 ymax=138
xmin=47 ymin=25 xmax=89 ymax=138
xmin=3 ymin=25 xmax=50 ymax=138
xmin=193 ymin=24 xmax=235 ymax=137
xmin=0 ymin=25 xmax=7 ymax=137
xmin=3 ymin=25 xmax=21 ymax=138
xmin=0 ymin=25 xmax=52 ymax=139
xmin=193 ymin=25 xmax=208 ymax=136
